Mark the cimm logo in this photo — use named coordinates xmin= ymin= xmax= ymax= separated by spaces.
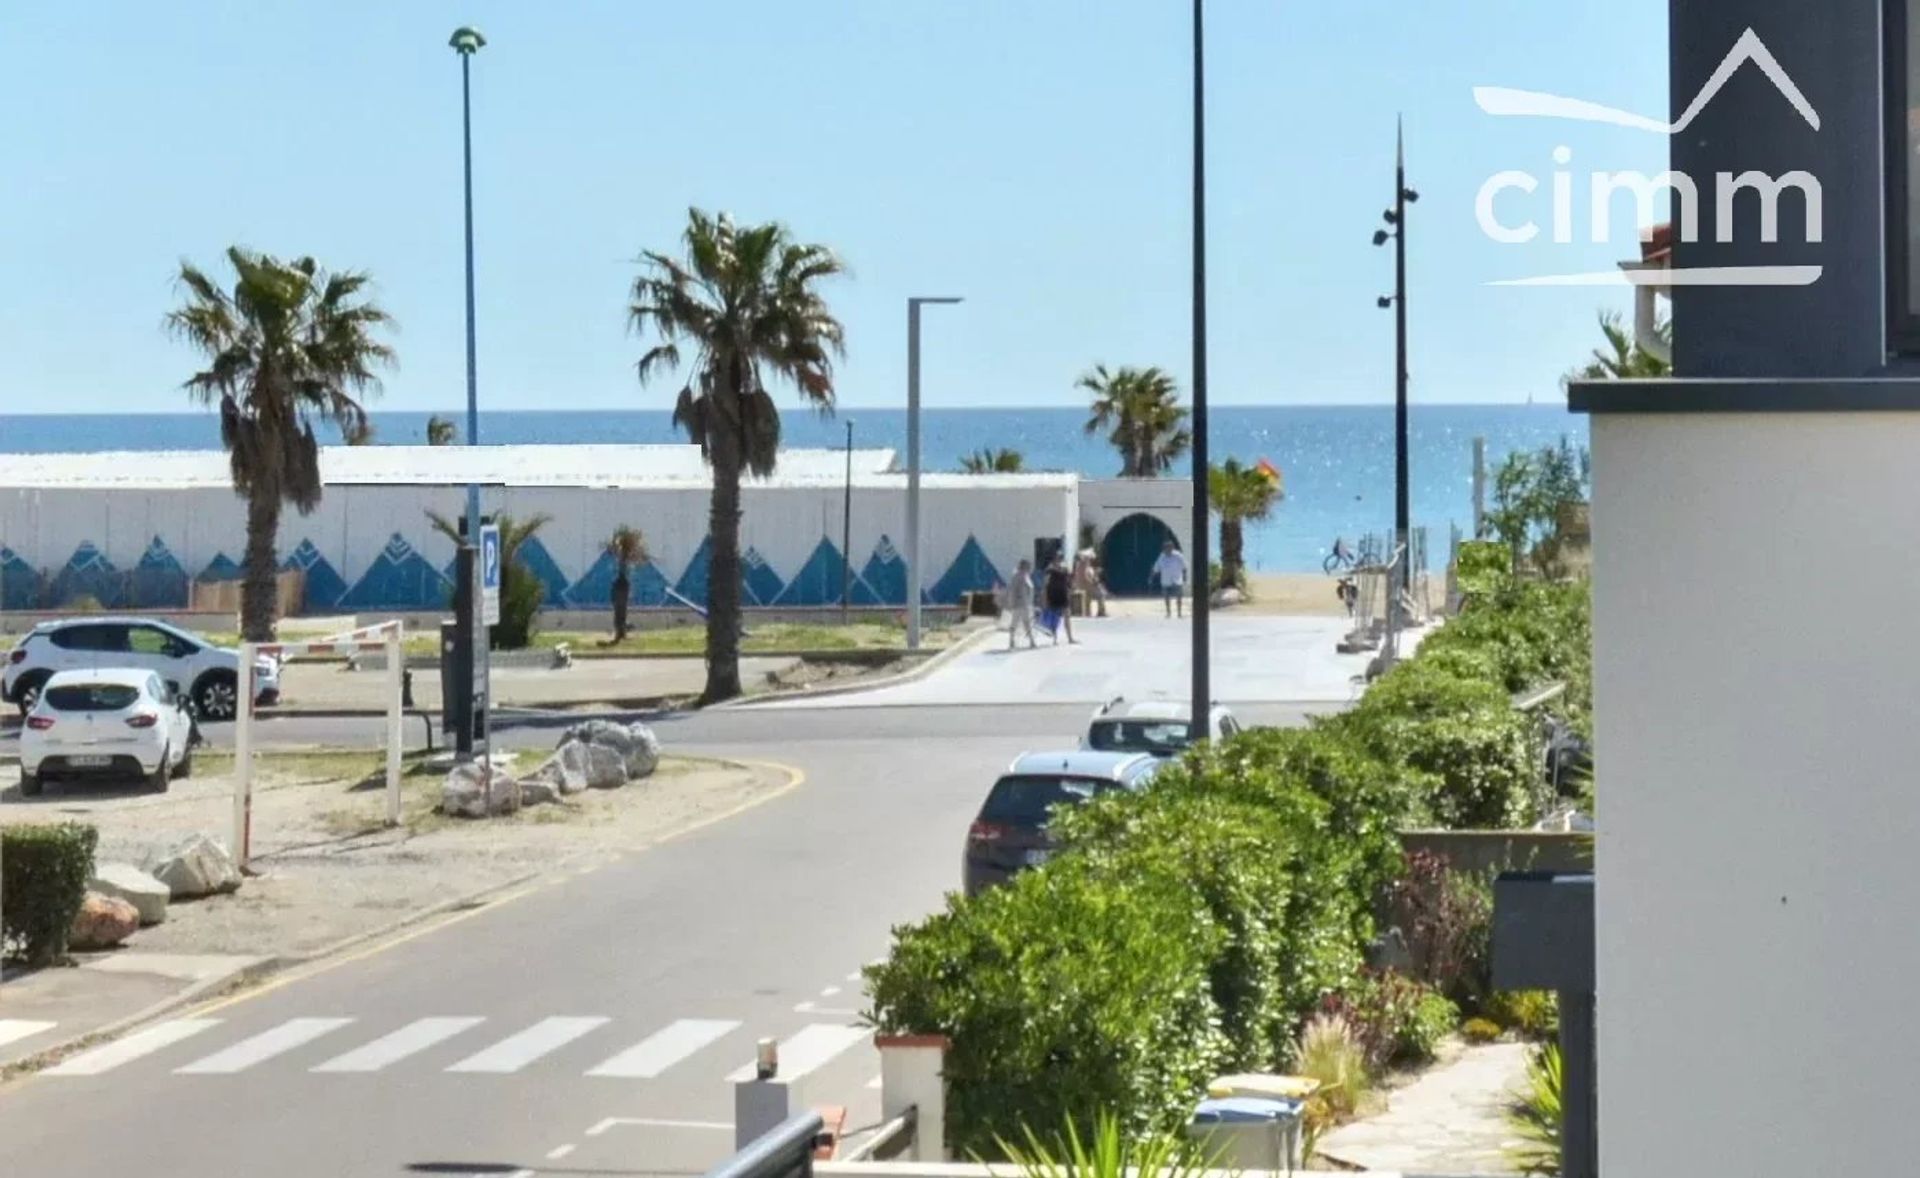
xmin=1473 ymin=28 xmax=1823 ymax=287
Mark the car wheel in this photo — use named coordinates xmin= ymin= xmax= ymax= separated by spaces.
xmin=12 ymin=673 xmax=48 ymax=717
xmin=193 ymin=673 xmax=239 ymax=722
xmin=18 ymin=770 xmax=43 ymax=798
xmin=148 ymin=749 xmax=171 ymax=794
xmin=172 ymin=746 xmax=193 ymax=780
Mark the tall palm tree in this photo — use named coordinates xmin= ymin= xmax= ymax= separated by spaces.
xmin=1079 ymin=365 xmax=1192 ymax=477
xmin=166 ymin=247 xmax=395 ymax=641
xmin=426 ymin=510 xmax=554 ymax=650
xmin=426 ymin=414 xmax=458 ymax=446
xmin=606 ymin=524 xmax=647 ymax=642
xmin=1565 ymin=309 xmax=1671 ymax=384
xmin=1209 ymin=458 xmax=1283 ymax=591
xmin=629 ymin=209 xmax=846 ymax=703
xmin=958 ymin=447 xmax=1024 ymax=474
xmin=344 ymin=417 xmax=377 ymax=445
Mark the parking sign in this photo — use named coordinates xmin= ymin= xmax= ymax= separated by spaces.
xmin=479 ymin=524 xmax=502 ymax=627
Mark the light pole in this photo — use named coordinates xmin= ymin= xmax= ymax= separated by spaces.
xmin=1373 ymin=117 xmax=1418 ymax=645
xmin=841 ymin=419 xmax=854 ymax=622
xmin=451 ymin=25 xmax=486 ymax=763
xmin=1188 ymin=0 xmax=1211 ymax=743
xmin=906 ymin=296 xmax=962 ymax=649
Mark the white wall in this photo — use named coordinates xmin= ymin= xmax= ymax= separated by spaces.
xmin=1592 ymin=413 xmax=1920 ymax=1175
xmin=1078 ymin=479 xmax=1191 ymax=553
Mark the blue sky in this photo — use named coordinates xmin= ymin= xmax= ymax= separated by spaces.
xmin=1 ymin=1 xmax=1667 ymax=413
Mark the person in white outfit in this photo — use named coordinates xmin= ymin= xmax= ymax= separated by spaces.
xmin=1151 ymin=540 xmax=1188 ymax=619
xmin=1005 ymin=558 xmax=1037 ymax=649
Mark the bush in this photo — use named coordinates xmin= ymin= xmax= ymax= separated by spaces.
xmin=1 ymin=823 xmax=98 ymax=967
xmin=1382 ymin=850 xmax=1494 ymax=1011
xmin=1485 ymin=989 xmax=1559 ymax=1039
xmin=866 ymin=854 xmax=1228 ymax=1158
xmin=1461 ymin=1017 xmax=1504 ymax=1044
xmin=1323 ymin=970 xmax=1458 ymax=1069
xmin=1508 ymin=1041 xmax=1563 ymax=1176
xmin=1295 ymin=1013 xmax=1372 ymax=1150
xmin=494 ymin=560 xmax=545 ymax=650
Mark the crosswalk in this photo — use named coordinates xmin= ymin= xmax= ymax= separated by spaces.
xmin=21 ymin=1014 xmax=871 ymax=1085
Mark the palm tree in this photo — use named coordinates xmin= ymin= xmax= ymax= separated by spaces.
xmin=1564 ymin=309 xmax=1671 ymax=384
xmin=629 ymin=209 xmax=846 ymax=703
xmin=426 ymin=510 xmax=555 ymax=649
xmin=1079 ymin=365 xmax=1191 ymax=477
xmin=426 ymin=414 xmax=458 ymax=446
xmin=344 ymin=417 xmax=377 ymax=445
xmin=1209 ymin=458 xmax=1283 ymax=591
xmin=958 ymin=447 xmax=1024 ymax=474
xmin=606 ymin=525 xmax=647 ymax=642
xmin=166 ymin=247 xmax=395 ymax=641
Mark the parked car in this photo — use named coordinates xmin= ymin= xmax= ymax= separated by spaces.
xmin=18 ymin=669 xmax=196 ymax=796
xmin=1082 ymin=696 xmax=1242 ymax=758
xmin=962 ymin=750 xmax=1161 ymax=896
xmin=3 ymin=617 xmax=279 ymax=720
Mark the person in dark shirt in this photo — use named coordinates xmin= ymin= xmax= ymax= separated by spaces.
xmin=1043 ymin=554 xmax=1076 ymax=645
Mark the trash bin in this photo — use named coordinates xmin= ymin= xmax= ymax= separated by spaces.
xmin=1188 ymin=1096 xmax=1305 ymax=1171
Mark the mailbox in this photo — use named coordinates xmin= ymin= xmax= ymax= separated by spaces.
xmin=1493 ymin=872 xmax=1596 ymax=1178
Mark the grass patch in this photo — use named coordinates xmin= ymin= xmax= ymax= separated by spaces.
xmin=216 ymin=619 xmax=958 ymax=659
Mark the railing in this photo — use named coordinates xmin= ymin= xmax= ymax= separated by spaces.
xmin=705 ymin=1112 xmax=827 ymax=1178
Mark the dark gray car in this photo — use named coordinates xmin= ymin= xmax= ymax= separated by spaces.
xmin=962 ymin=750 xmax=1160 ymax=897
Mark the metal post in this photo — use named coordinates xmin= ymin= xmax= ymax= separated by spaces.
xmin=905 ymin=297 xmax=961 ymax=650
xmin=1393 ymin=121 xmax=1410 ymax=571
xmin=1561 ymin=990 xmax=1598 ymax=1178
xmin=451 ymin=26 xmax=487 ymax=771
xmin=384 ymin=624 xmax=403 ymax=827
xmin=1472 ymin=435 xmax=1487 ymax=539
xmin=234 ymin=648 xmax=255 ymax=869
xmin=842 ymin=419 xmax=854 ymax=622
xmin=1188 ymin=0 xmax=1211 ymax=743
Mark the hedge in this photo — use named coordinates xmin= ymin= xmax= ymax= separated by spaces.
xmin=2 ymin=823 xmax=99 ymax=967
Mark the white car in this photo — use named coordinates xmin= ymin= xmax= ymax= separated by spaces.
xmin=1082 ymin=696 xmax=1242 ymax=758
xmin=3 ymin=617 xmax=279 ymax=720
xmin=19 ymin=669 xmax=196 ymax=796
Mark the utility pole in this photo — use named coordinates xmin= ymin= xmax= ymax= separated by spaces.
xmin=1188 ymin=0 xmax=1211 ymax=743
xmin=1375 ymin=118 xmax=1419 ymax=648
xmin=905 ymin=297 xmax=962 ymax=648
xmin=841 ymin=419 xmax=854 ymax=623
xmin=451 ymin=26 xmax=487 ymax=764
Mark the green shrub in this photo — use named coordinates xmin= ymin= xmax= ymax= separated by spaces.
xmin=1485 ymin=989 xmax=1560 ymax=1039
xmin=995 ymin=1111 xmax=1221 ymax=1176
xmin=1455 ymin=539 xmax=1513 ymax=597
xmin=1 ymin=823 xmax=98 ymax=967
xmin=866 ymin=854 xmax=1229 ymax=1158
xmin=1461 ymin=1017 xmax=1504 ymax=1044
xmin=1508 ymin=1041 xmax=1564 ymax=1175
xmin=1382 ymin=850 xmax=1494 ymax=1011
xmin=1323 ymin=970 xmax=1458 ymax=1068
xmin=1295 ymin=1012 xmax=1372 ymax=1147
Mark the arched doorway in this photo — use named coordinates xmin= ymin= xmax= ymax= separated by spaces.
xmin=1101 ymin=512 xmax=1177 ymax=596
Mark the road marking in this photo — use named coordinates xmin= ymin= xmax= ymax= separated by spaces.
xmin=46 ymin=1019 xmax=222 ymax=1076
xmin=546 ymin=1144 xmax=576 ymax=1160
xmin=176 ymin=1017 xmax=354 ymax=1074
xmin=446 ymin=1017 xmax=608 ymax=1073
xmin=586 ymin=1018 xmax=739 ymax=1078
xmin=726 ymin=1023 xmax=869 ymax=1082
xmin=867 ymin=1074 xmax=883 ymax=1089
xmin=311 ymin=1017 xmax=485 ymax=1073
xmin=0 ymin=1020 xmax=56 ymax=1049
xmin=793 ymin=1000 xmax=861 ymax=1016
xmin=587 ymin=1117 xmax=732 ymax=1134
xmin=819 ymin=986 xmax=842 ymax=998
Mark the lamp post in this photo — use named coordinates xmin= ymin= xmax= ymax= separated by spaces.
xmin=1188 ymin=0 xmax=1211 ymax=744
xmin=451 ymin=25 xmax=486 ymax=763
xmin=1373 ymin=117 xmax=1418 ymax=653
xmin=842 ymin=419 xmax=854 ymax=622
xmin=906 ymin=296 xmax=962 ymax=649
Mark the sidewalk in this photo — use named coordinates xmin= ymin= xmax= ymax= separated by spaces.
xmin=1315 ymin=1040 xmax=1532 ymax=1174
xmin=273 ymin=655 xmax=801 ymax=713
xmin=0 ymin=953 xmax=267 ymax=1073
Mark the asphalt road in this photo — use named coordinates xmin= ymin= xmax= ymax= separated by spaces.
xmin=0 ymin=698 xmax=1335 ymax=1176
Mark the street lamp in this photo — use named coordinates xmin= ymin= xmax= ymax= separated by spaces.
xmin=1374 ymin=117 xmax=1418 ymax=660
xmin=906 ymin=296 xmax=962 ymax=650
xmin=451 ymin=25 xmax=486 ymax=763
xmin=842 ymin=419 xmax=855 ymax=623
xmin=1189 ymin=0 xmax=1212 ymax=744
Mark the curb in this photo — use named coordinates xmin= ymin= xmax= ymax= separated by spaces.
xmin=714 ymin=623 xmax=996 ymax=709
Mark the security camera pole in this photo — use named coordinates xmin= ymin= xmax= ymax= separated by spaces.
xmin=1188 ymin=0 xmax=1212 ymax=743
xmin=451 ymin=25 xmax=489 ymax=771
xmin=1375 ymin=118 xmax=1418 ymax=650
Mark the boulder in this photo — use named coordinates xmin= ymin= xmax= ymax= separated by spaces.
xmin=620 ymin=722 xmax=661 ymax=779
xmin=560 ymin=719 xmax=661 ymax=782
xmin=90 ymin=863 xmax=170 ymax=926
xmin=440 ymin=762 xmax=521 ymax=818
xmin=583 ymin=743 xmax=628 ymax=790
xmin=523 ymin=741 xmax=592 ymax=795
xmin=69 ymin=893 xmax=141 ymax=950
xmin=144 ymin=834 xmax=242 ymax=899
xmin=517 ymin=776 xmax=562 ymax=807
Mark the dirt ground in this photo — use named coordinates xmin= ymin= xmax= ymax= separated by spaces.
xmin=0 ymin=748 xmax=790 ymax=960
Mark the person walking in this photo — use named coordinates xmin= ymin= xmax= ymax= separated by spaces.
xmin=1073 ymin=550 xmax=1109 ymax=619
xmin=1044 ymin=553 xmax=1077 ymax=644
xmin=1151 ymin=539 xmax=1188 ymax=619
xmin=1005 ymin=558 xmax=1038 ymax=650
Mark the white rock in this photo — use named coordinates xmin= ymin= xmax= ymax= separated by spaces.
xmin=440 ymin=762 xmax=521 ymax=818
xmin=620 ymin=722 xmax=661 ymax=779
xmin=90 ymin=863 xmax=170 ymax=926
xmin=583 ymin=744 xmax=628 ymax=790
xmin=143 ymin=834 xmax=242 ymax=900
xmin=517 ymin=776 xmax=562 ymax=807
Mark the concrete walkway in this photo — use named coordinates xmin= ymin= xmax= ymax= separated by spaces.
xmin=1316 ymin=1041 xmax=1532 ymax=1175
xmin=0 ymin=953 xmax=266 ymax=1072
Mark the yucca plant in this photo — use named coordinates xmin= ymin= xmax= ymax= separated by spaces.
xmin=1294 ymin=1012 xmax=1371 ymax=1161
xmin=1507 ymin=1040 xmax=1563 ymax=1176
xmin=993 ymin=1112 xmax=1227 ymax=1177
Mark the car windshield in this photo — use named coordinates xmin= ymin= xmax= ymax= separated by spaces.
xmin=979 ymin=775 xmax=1112 ymax=827
xmin=1089 ymin=719 xmax=1192 ymax=753
xmin=44 ymin=683 xmax=142 ymax=712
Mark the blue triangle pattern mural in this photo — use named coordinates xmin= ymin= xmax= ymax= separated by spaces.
xmin=853 ymin=535 xmax=908 ymax=606
xmin=198 ymin=552 xmax=243 ymax=583
xmin=673 ymin=536 xmax=712 ymax=607
xmin=515 ymin=536 xmax=570 ymax=607
xmin=0 ymin=546 xmax=39 ymax=611
xmin=928 ymin=534 xmax=1002 ymax=604
xmin=775 ymin=536 xmax=878 ymax=606
xmin=337 ymin=533 xmax=451 ymax=610
xmin=51 ymin=542 xmax=123 ymax=609
xmin=741 ymin=547 xmax=786 ymax=606
xmin=130 ymin=536 xmax=188 ymax=609
xmin=566 ymin=551 xmax=671 ymax=608
xmin=283 ymin=540 xmax=348 ymax=613
xmin=672 ymin=537 xmax=797 ymax=608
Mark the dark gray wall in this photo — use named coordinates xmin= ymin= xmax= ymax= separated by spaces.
xmin=1672 ymin=0 xmax=1886 ymax=378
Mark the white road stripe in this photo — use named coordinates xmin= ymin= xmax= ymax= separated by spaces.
xmin=546 ymin=1144 xmax=577 ymax=1160
xmin=726 ymin=1024 xmax=869 ymax=1082
xmin=446 ymin=1017 xmax=608 ymax=1073
xmin=311 ymin=1017 xmax=485 ymax=1073
xmin=586 ymin=1018 xmax=738 ymax=1079
xmin=867 ymin=1074 xmax=883 ymax=1089
xmin=47 ymin=1019 xmax=222 ymax=1076
xmin=0 ymin=1020 xmax=56 ymax=1050
xmin=176 ymin=1018 xmax=354 ymax=1074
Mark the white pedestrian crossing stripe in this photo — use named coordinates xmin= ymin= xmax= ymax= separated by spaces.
xmin=177 ymin=1018 xmax=355 ymax=1074
xmin=312 ymin=1017 xmax=485 ymax=1073
xmin=0 ymin=1020 xmax=57 ymax=1050
xmin=445 ymin=1017 xmax=609 ymax=1074
xmin=587 ymin=1018 xmax=739 ymax=1079
xmin=725 ymin=1024 xmax=869 ymax=1083
xmin=47 ymin=1019 xmax=222 ymax=1076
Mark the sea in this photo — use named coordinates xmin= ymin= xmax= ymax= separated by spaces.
xmin=0 ymin=405 xmax=1586 ymax=574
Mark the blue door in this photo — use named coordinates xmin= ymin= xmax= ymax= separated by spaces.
xmin=1101 ymin=513 xmax=1177 ymax=596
